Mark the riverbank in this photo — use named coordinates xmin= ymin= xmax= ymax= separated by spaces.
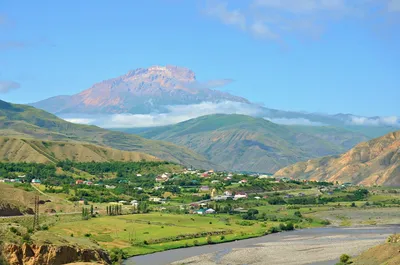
xmin=126 ymin=225 xmax=400 ymax=265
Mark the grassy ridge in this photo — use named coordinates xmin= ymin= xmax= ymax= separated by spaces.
xmin=134 ymin=114 xmax=369 ymax=173
xmin=0 ymin=100 xmax=215 ymax=169
xmin=0 ymin=136 xmax=158 ymax=164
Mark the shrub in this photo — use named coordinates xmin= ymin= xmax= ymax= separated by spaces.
xmin=294 ymin=211 xmax=302 ymax=218
xmin=41 ymin=225 xmax=49 ymax=231
xmin=70 ymin=233 xmax=74 ymax=237
xmin=193 ymin=240 xmax=200 ymax=246
xmin=340 ymin=254 xmax=351 ymax=263
xmin=207 ymin=236 xmax=213 ymax=244
xmin=109 ymin=248 xmax=127 ymax=263
xmin=84 ymin=233 xmax=91 ymax=237
xmin=268 ymin=226 xmax=280 ymax=234
xmin=22 ymin=234 xmax=32 ymax=244
xmin=220 ymin=235 xmax=225 ymax=240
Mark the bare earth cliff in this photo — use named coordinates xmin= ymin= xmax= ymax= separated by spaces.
xmin=1 ymin=243 xmax=111 ymax=265
xmin=274 ymin=131 xmax=400 ymax=186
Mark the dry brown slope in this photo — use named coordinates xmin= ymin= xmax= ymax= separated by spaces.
xmin=0 ymin=136 xmax=159 ymax=164
xmin=352 ymin=234 xmax=400 ymax=265
xmin=274 ymin=131 xmax=400 ymax=186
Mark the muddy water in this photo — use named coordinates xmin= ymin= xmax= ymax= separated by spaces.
xmin=124 ymin=225 xmax=400 ymax=265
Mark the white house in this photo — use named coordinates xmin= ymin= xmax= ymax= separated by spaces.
xmin=105 ymin=185 xmax=116 ymax=189
xmin=224 ymin=190 xmax=233 ymax=196
xmin=234 ymin=192 xmax=248 ymax=200
xmin=205 ymin=208 xmax=216 ymax=214
xmin=149 ymin=197 xmax=162 ymax=203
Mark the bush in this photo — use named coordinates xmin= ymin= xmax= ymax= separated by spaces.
xmin=40 ymin=225 xmax=49 ymax=231
xmin=268 ymin=226 xmax=280 ymax=234
xmin=207 ymin=236 xmax=213 ymax=244
xmin=84 ymin=233 xmax=91 ymax=237
xmin=320 ymin=219 xmax=331 ymax=225
xmin=340 ymin=254 xmax=350 ymax=263
xmin=22 ymin=234 xmax=32 ymax=244
xmin=193 ymin=240 xmax=200 ymax=246
xmin=294 ymin=211 xmax=302 ymax=218
xmin=220 ymin=235 xmax=225 ymax=240
xmin=109 ymin=248 xmax=127 ymax=263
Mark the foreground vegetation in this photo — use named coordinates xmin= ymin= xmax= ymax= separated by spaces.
xmin=1 ymin=161 xmax=400 ymax=264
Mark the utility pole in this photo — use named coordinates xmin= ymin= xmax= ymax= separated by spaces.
xmin=33 ymin=195 xmax=40 ymax=230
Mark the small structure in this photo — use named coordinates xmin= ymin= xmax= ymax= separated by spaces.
xmin=200 ymin=186 xmax=210 ymax=192
xmin=105 ymin=185 xmax=116 ymax=189
xmin=254 ymin=196 xmax=261 ymax=200
xmin=205 ymin=208 xmax=216 ymax=214
xmin=75 ymin=180 xmax=84 ymax=185
xmin=149 ymin=197 xmax=162 ymax=203
xmin=31 ymin=179 xmax=41 ymax=185
xmin=224 ymin=190 xmax=233 ymax=196
xmin=130 ymin=200 xmax=138 ymax=207
xmin=234 ymin=192 xmax=248 ymax=200
xmin=239 ymin=179 xmax=248 ymax=184
xmin=196 ymin=209 xmax=206 ymax=215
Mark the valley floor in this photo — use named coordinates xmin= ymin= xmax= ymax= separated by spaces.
xmin=128 ymin=226 xmax=399 ymax=265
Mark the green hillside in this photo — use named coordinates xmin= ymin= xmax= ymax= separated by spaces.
xmin=0 ymin=100 xmax=214 ymax=169
xmin=134 ymin=114 xmax=369 ymax=173
xmin=0 ymin=136 xmax=159 ymax=164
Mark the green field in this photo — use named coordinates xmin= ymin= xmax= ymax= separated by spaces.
xmin=48 ymin=213 xmax=273 ymax=256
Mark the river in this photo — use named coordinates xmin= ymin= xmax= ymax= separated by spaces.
xmin=124 ymin=225 xmax=400 ymax=265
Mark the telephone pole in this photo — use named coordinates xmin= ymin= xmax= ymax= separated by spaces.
xmin=33 ymin=195 xmax=40 ymax=230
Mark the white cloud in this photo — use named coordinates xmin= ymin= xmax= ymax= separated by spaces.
xmin=204 ymin=1 xmax=246 ymax=30
xmin=349 ymin=116 xmax=400 ymax=126
xmin=0 ymin=81 xmax=20 ymax=93
xmin=203 ymin=0 xmax=400 ymax=43
xmin=388 ymin=0 xmax=400 ymax=12
xmin=64 ymin=118 xmax=96 ymax=124
xmin=62 ymin=101 xmax=264 ymax=128
xmin=265 ymin=117 xmax=324 ymax=126
xmin=250 ymin=21 xmax=279 ymax=40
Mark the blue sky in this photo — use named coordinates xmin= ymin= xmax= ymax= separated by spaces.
xmin=0 ymin=0 xmax=399 ymax=117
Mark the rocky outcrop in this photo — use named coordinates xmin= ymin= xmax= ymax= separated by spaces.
xmin=0 ymin=203 xmax=33 ymax=217
xmin=2 ymin=243 xmax=111 ymax=265
xmin=274 ymin=131 xmax=400 ymax=186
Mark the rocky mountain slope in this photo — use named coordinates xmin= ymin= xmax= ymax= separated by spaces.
xmin=134 ymin=114 xmax=369 ymax=173
xmin=0 ymin=100 xmax=215 ymax=169
xmin=0 ymin=137 xmax=158 ymax=164
xmin=274 ymin=131 xmax=400 ymax=186
xmin=30 ymin=65 xmax=399 ymax=137
xmin=31 ymin=65 xmax=248 ymax=115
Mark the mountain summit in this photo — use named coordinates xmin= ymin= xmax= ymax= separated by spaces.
xmin=31 ymin=65 xmax=248 ymax=115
